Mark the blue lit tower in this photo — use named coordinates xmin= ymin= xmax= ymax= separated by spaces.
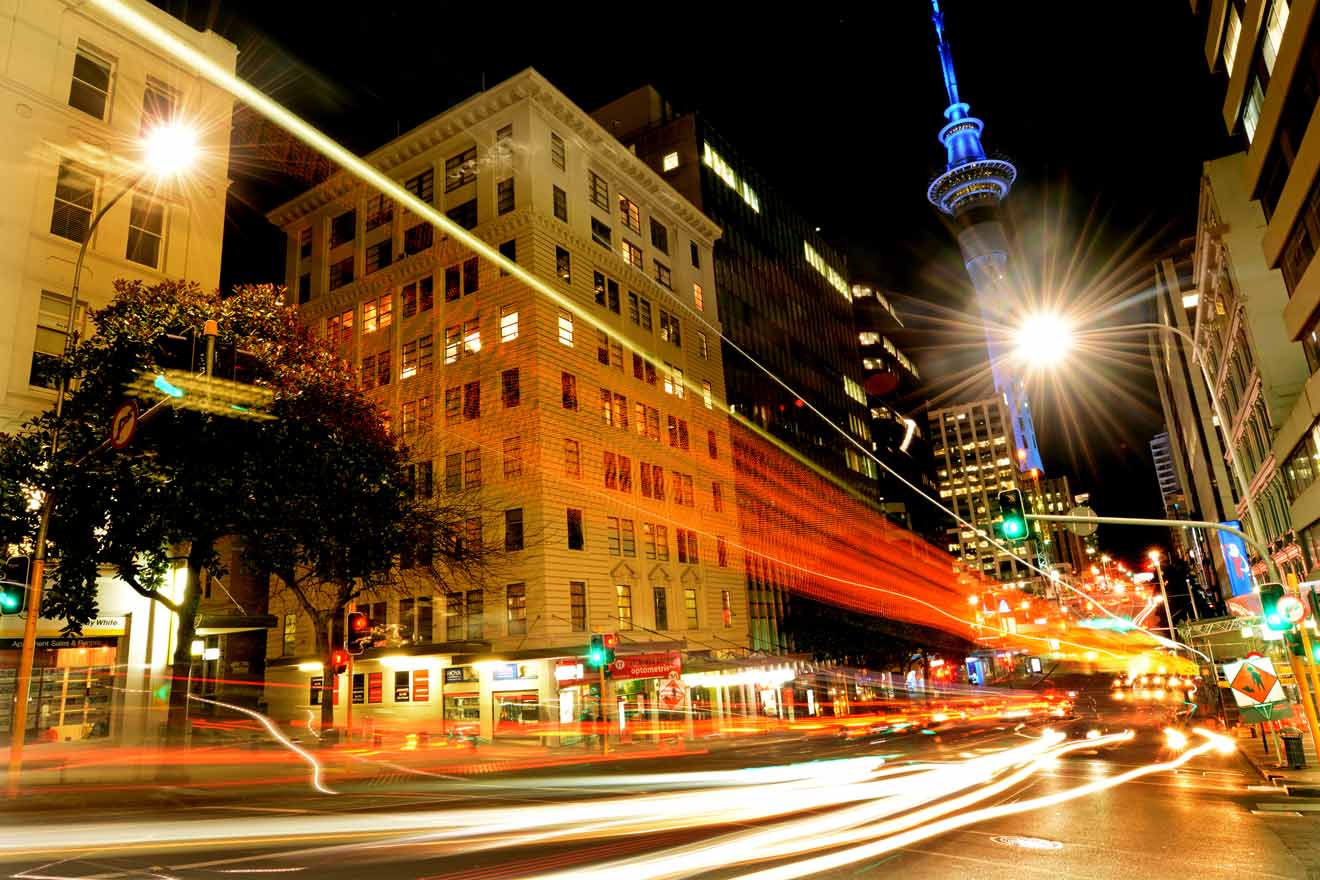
xmin=926 ymin=0 xmax=1043 ymax=472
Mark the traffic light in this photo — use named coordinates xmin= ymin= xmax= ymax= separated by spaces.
xmin=1286 ymin=629 xmax=1305 ymax=657
xmin=346 ymin=611 xmax=372 ymax=655
xmin=330 ymin=648 xmax=349 ymax=675
xmin=587 ymin=633 xmax=618 ymax=669
xmin=1260 ymin=582 xmax=1289 ymax=631
xmin=996 ymin=489 xmax=1029 ymax=542
xmin=0 ymin=556 xmax=30 ymax=615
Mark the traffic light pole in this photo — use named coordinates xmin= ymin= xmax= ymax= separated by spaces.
xmin=599 ymin=664 xmax=609 ymax=756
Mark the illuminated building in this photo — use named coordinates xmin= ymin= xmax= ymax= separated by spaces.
xmin=266 ymin=69 xmax=748 ymax=740
xmin=0 ymin=0 xmax=237 ymax=744
xmin=591 ymin=87 xmax=875 ymax=653
xmin=851 ymin=283 xmax=940 ymax=542
xmin=1192 ymin=2 xmax=1320 ymax=581
xmin=927 ymin=397 xmax=1032 ymax=580
xmin=925 ymin=0 xmax=1042 ymax=473
xmin=1026 ymin=474 xmax=1087 ymax=577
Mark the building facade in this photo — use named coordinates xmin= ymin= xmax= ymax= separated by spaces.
xmin=0 ymin=0 xmax=236 ymax=743
xmin=265 ymin=69 xmax=750 ymax=742
xmin=589 ymin=86 xmax=876 ymax=654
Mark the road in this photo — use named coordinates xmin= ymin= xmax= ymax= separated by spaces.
xmin=1 ymin=705 xmax=1315 ymax=879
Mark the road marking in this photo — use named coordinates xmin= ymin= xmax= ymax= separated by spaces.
xmin=991 ymin=835 xmax=1064 ymax=851
xmin=1252 ymin=809 xmax=1304 ymax=816
xmin=1255 ymin=801 xmax=1320 ymax=811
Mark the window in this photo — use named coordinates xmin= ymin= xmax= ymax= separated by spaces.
xmin=567 ymin=509 xmax=584 ymax=550
xmin=502 ymin=369 xmax=520 ymax=408
xmin=564 ymin=438 xmax=581 ymax=477
xmin=140 ymin=74 xmax=176 ymax=134
xmin=331 ymin=210 xmax=356 ymax=248
xmin=445 ymin=325 xmax=461 ymax=364
xmin=329 ymin=256 xmax=354 ymax=290
xmin=463 ymin=317 xmax=481 ymax=356
xmin=463 ymin=381 xmax=481 ymax=419
xmin=445 ymin=266 xmax=461 ymax=302
xmin=655 ymin=525 xmax=669 ymax=561
xmin=463 ymin=257 xmax=479 ymax=294
xmin=503 ymin=435 xmax=522 ymax=477
xmin=598 ymin=332 xmax=611 ymax=367
xmin=497 ymin=177 xmax=515 ymax=215
xmin=604 ymin=450 xmax=618 ymax=489
xmin=466 ymin=590 xmax=484 ymax=640
xmin=505 ymin=508 xmax=524 ymax=551
xmin=445 ymin=386 xmax=461 ymax=423
xmin=448 ymin=199 xmax=477 ymax=230
xmin=418 ymin=396 xmax=433 ymax=433
xmin=650 ymin=218 xmax=669 ymax=253
xmin=556 ymin=247 xmax=571 ymax=283
xmin=464 ymin=448 xmax=482 ymax=489
xmin=500 ymin=304 xmax=519 ymax=342
xmin=643 ymin=521 xmax=657 ymax=556
xmin=1263 ymin=0 xmax=1290 ymax=73
xmin=1243 ymin=76 xmax=1265 ymax=142
xmin=717 ymin=537 xmax=729 ymax=568
xmin=69 ymin=44 xmax=112 ymax=119
xmin=401 ymin=400 xmax=418 ymax=437
xmin=591 ymin=217 xmax=612 ymax=250
xmin=419 ymin=276 xmax=433 ymax=312
xmin=721 ymin=590 xmax=732 ymax=627
xmin=499 ymin=238 xmax=517 ymax=271
xmin=693 ymin=283 xmax=704 ymax=311
xmin=659 ymin=310 xmax=682 ymax=346
xmin=551 ymin=132 xmax=566 ymax=170
xmin=1223 ymin=3 xmax=1242 ymax=71
xmin=594 ymin=272 xmax=621 ymax=313
xmin=607 ymin=517 xmax=622 ymax=555
xmin=708 ymin=429 xmax=719 ymax=459
xmin=622 ymin=240 xmax=643 ymax=269
xmin=414 ymin=461 xmax=434 ymax=498
xmin=506 ymin=584 xmax=527 ymax=635
xmin=403 ymin=284 xmax=418 ymax=319
xmin=405 ymin=168 xmax=434 ymax=204
xmin=613 ymin=393 xmax=629 ymax=429
xmin=419 ymin=334 xmax=433 ymax=372
xmin=496 ymin=123 xmax=513 ymax=150
xmin=281 ymin=612 xmax=298 ymax=656
xmin=125 ymin=195 xmax=165 ymax=267
xmin=365 ymin=240 xmax=392 ymax=274
xmin=665 ymin=364 xmax=685 ymax=398
xmin=29 ymin=291 xmax=71 ymax=389
xmin=445 ymin=452 xmax=462 ymax=492
xmin=702 ymin=380 xmax=713 ymax=410
xmin=299 ymin=227 xmax=313 ymax=260
xmin=654 ymin=261 xmax=671 ymax=288
xmin=690 ymin=241 xmax=700 ymax=268
xmin=697 ymin=332 xmax=708 ymax=358
xmin=653 ymin=587 xmax=670 ymax=631
xmin=617 ymin=585 xmax=634 ymax=630
xmin=360 ymin=355 xmax=376 ymax=390
xmin=553 ymin=186 xmax=568 ymax=222
xmin=561 ymin=371 xmax=578 ymax=410
xmin=446 ymin=594 xmax=464 ymax=641
xmin=684 ymin=588 xmax=698 ymax=629
xmin=377 ymin=351 xmax=391 ymax=386
xmin=712 ymin=482 xmax=724 ymax=512
xmin=663 ymin=151 xmax=679 ymax=172
xmin=619 ymin=455 xmax=632 ymax=493
xmin=402 ymin=340 xmax=418 ymax=379
xmin=589 ymin=171 xmax=609 ymax=209
xmin=364 ymin=294 xmax=392 ymax=332
xmin=51 ymin=161 xmax=96 ymax=242
xmin=404 ymin=222 xmax=433 ymax=255
xmin=558 ymin=310 xmax=574 ymax=346
xmin=327 ymin=308 xmax=353 ymax=346
xmin=446 ymin=145 xmax=477 ymax=191
xmin=653 ymin=466 xmax=666 ymax=501
xmin=570 ymin=582 xmax=587 ymax=631
xmin=364 ymin=193 xmax=392 ymax=231
xmin=618 ymin=195 xmax=641 ymax=233
xmin=297 ymin=273 xmax=311 ymax=304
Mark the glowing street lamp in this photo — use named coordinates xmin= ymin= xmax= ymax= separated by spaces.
xmin=1013 ymin=312 xmax=1075 ymax=369
xmin=141 ymin=122 xmax=201 ymax=177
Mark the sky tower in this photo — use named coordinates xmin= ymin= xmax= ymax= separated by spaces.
xmin=926 ymin=0 xmax=1043 ymax=473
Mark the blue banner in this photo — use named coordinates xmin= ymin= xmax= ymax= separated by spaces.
xmin=1217 ymin=520 xmax=1254 ymax=597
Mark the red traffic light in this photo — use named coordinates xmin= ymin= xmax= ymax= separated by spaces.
xmin=602 ymin=633 xmax=619 ymax=650
xmin=331 ymin=648 xmax=349 ymax=674
xmin=351 ymin=614 xmax=369 ymax=632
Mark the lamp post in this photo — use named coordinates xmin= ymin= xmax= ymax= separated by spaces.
xmin=1149 ymin=549 xmax=1174 ymax=638
xmin=1014 ymin=315 xmax=1273 ymax=584
xmin=6 ymin=123 xmax=199 ymax=798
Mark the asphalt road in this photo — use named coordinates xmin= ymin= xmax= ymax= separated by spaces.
xmin=1 ymin=706 xmax=1315 ymax=879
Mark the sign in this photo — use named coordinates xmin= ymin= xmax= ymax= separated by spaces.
xmin=352 ymin=673 xmax=365 ymax=704
xmin=109 ymin=400 xmax=139 ymax=450
xmin=658 ymin=673 xmax=685 ymax=709
xmin=394 ymin=669 xmax=411 ymax=702
xmin=1224 ymin=656 xmax=1287 ymax=722
xmin=555 ymin=662 xmax=585 ymax=682
xmin=1217 ymin=521 xmax=1254 ymax=597
xmin=0 ymin=636 xmax=117 ymax=650
xmin=367 ymin=671 xmax=383 ymax=703
xmin=414 ymin=669 xmax=430 ymax=702
xmin=444 ymin=666 xmax=474 ymax=684
xmin=1280 ymin=594 xmax=1307 ymax=624
xmin=1067 ymin=505 xmax=1098 ymax=537
xmin=491 ymin=663 xmax=520 ymax=681
xmin=611 ymin=651 xmax=682 ymax=681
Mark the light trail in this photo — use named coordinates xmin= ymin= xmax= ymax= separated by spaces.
xmin=187 ymin=695 xmax=335 ymax=795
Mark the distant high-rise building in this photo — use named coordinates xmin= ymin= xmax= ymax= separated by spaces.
xmin=592 ymin=87 xmax=877 ymax=652
xmin=925 ymin=0 xmax=1042 ymax=473
xmin=1150 ymin=432 xmax=1185 ymax=512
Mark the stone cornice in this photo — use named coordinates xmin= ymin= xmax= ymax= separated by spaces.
xmin=266 ymin=69 xmax=720 ymax=244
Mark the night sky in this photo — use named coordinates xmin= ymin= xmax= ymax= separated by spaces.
xmin=161 ymin=0 xmax=1241 ymax=564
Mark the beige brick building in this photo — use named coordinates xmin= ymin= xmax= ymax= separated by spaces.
xmin=265 ymin=69 xmax=748 ymax=741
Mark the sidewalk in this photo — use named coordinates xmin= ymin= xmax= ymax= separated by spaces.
xmin=1234 ymin=721 xmax=1320 ymax=794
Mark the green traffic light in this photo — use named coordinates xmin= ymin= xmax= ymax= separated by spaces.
xmin=1002 ymin=519 xmax=1025 ymax=538
xmin=588 ymin=648 xmax=604 ymax=667
xmin=0 ymin=592 xmax=16 ymax=611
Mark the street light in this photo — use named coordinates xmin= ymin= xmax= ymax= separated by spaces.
xmin=1014 ymin=313 xmax=1277 ymax=586
xmin=7 ymin=123 xmax=201 ymax=798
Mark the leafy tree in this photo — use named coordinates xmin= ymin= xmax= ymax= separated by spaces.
xmin=0 ymin=279 xmax=414 ymax=743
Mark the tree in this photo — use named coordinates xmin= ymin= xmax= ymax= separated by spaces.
xmin=781 ymin=596 xmax=973 ymax=677
xmin=0 ymin=279 xmax=411 ymax=743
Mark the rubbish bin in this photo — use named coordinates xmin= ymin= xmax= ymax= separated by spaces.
xmin=1281 ymin=728 xmax=1307 ymax=769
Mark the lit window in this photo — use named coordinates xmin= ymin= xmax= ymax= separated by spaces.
xmin=1243 ymin=77 xmax=1265 ymax=142
xmin=500 ymin=304 xmax=519 ymax=342
xmin=558 ymin=310 xmax=573 ymax=346
xmin=1223 ymin=4 xmax=1242 ymax=71
xmin=662 ymin=152 xmax=679 ymax=172
xmin=702 ymin=380 xmax=713 ymax=410
xmin=463 ymin=318 xmax=481 ymax=355
xmin=693 ymin=283 xmax=704 ymax=311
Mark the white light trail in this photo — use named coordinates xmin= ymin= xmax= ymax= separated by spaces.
xmin=188 ymin=695 xmax=335 ymax=795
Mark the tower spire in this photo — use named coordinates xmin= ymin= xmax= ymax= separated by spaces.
xmin=931 ymin=0 xmax=961 ymax=110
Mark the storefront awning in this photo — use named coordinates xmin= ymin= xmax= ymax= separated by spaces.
xmin=196 ymin=613 xmax=278 ymax=635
